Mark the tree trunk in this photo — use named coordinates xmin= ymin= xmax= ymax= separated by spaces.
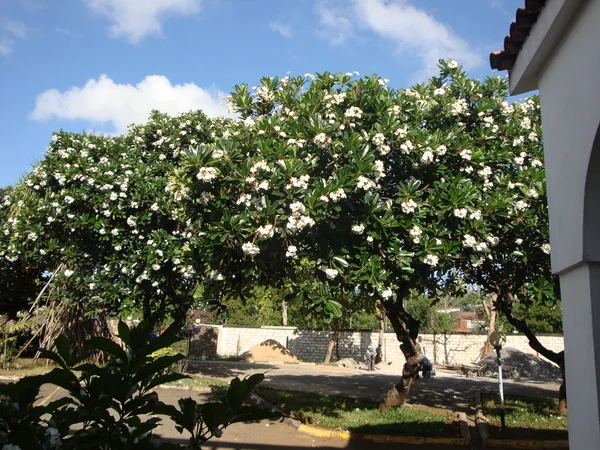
xmin=324 ymin=316 xmax=342 ymax=364
xmin=376 ymin=300 xmax=385 ymax=364
xmin=480 ymin=294 xmax=497 ymax=359
xmin=379 ymin=294 xmax=422 ymax=411
xmin=497 ymin=292 xmax=567 ymax=415
xmin=281 ymin=299 xmax=288 ymax=326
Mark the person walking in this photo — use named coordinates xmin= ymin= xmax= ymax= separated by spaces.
xmin=364 ymin=346 xmax=376 ymax=371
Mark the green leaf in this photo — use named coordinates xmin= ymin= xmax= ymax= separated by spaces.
xmin=86 ymin=336 xmax=128 ymax=362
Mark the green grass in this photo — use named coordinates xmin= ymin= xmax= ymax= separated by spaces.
xmin=482 ymin=393 xmax=568 ymax=440
xmin=258 ymin=389 xmax=459 ymax=437
xmin=165 ymin=376 xmax=227 ymax=389
xmin=0 ymin=358 xmax=54 ymax=377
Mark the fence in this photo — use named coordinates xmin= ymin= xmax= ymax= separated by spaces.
xmin=188 ymin=324 xmax=564 ymax=366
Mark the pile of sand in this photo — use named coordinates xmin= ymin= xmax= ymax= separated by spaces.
xmin=478 ymin=347 xmax=562 ymax=380
xmin=240 ymin=339 xmax=299 ymax=363
xmin=336 ymin=358 xmax=362 ymax=369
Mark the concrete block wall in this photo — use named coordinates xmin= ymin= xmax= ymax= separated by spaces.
xmin=194 ymin=324 xmax=564 ymax=365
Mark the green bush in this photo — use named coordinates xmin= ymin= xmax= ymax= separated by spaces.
xmin=0 ymin=320 xmax=274 ymax=449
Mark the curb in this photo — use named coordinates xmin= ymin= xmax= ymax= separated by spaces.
xmin=476 ymin=391 xmax=569 ymax=449
xmin=297 ymin=424 xmax=470 ymax=446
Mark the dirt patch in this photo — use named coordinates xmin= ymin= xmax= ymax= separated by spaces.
xmin=240 ymin=339 xmax=299 ymax=363
xmin=478 ymin=347 xmax=562 ymax=380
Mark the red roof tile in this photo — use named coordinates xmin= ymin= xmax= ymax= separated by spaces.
xmin=490 ymin=0 xmax=547 ymax=71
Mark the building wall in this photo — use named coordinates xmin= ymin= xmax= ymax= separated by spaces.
xmin=192 ymin=324 xmax=564 ymax=365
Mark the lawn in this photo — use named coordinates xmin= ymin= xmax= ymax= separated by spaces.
xmin=257 ymin=388 xmax=460 ymax=437
xmin=481 ymin=393 xmax=568 ymax=440
xmin=165 ymin=376 xmax=227 ymax=389
xmin=0 ymin=357 xmax=54 ymax=377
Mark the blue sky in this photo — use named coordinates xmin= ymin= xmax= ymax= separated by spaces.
xmin=0 ymin=0 xmax=521 ymax=187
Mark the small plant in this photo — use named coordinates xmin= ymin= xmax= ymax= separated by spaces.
xmin=0 ymin=320 xmax=274 ymax=449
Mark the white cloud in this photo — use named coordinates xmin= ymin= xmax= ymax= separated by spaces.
xmin=353 ymin=0 xmax=482 ymax=70
xmin=316 ymin=0 xmax=482 ymax=72
xmin=315 ymin=1 xmax=354 ymax=46
xmin=269 ymin=21 xmax=292 ymax=38
xmin=30 ymin=74 xmax=229 ymax=134
xmin=0 ymin=37 xmax=13 ymax=55
xmin=2 ymin=20 xmax=27 ymax=39
xmin=84 ymin=0 xmax=202 ymax=43
xmin=0 ymin=20 xmax=27 ymax=55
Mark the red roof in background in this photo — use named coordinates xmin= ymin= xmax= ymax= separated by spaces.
xmin=489 ymin=0 xmax=547 ymax=71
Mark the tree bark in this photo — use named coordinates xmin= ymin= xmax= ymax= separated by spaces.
xmin=375 ymin=300 xmax=385 ymax=364
xmin=281 ymin=299 xmax=288 ymax=326
xmin=497 ymin=292 xmax=567 ymax=415
xmin=480 ymin=294 xmax=497 ymax=359
xmin=324 ymin=289 xmax=344 ymax=364
xmin=379 ymin=294 xmax=422 ymax=411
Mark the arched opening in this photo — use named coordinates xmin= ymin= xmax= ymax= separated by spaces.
xmin=582 ymin=120 xmax=600 ymax=421
xmin=584 ymin=122 xmax=600 ymax=261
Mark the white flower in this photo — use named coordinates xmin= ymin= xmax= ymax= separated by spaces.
xmin=64 ymin=269 xmax=74 ymax=278
xmin=515 ymin=238 xmax=523 ymax=245
xmin=89 ymin=283 xmax=96 ymax=290
xmin=152 ymin=264 xmax=161 ymax=271
xmin=450 ymin=98 xmax=469 ymax=115
xmin=515 ymin=200 xmax=529 ymax=211
xmin=527 ymin=189 xmax=539 ymax=198
xmin=286 ymin=215 xmax=315 ymax=233
xmin=460 ymin=149 xmax=472 ymax=160
xmin=209 ymin=270 xmax=225 ymax=281
xmin=447 ymin=59 xmax=458 ymax=68
xmin=150 ymin=203 xmax=159 ymax=211
xmin=478 ymin=166 xmax=492 ymax=178
xmin=196 ymin=167 xmax=218 ymax=182
xmin=313 ymin=133 xmax=331 ymax=146
xmin=99 ymin=228 xmax=106 ymax=235
xmin=366 ymin=236 xmax=373 ymax=243
xmin=372 ymin=133 xmax=385 ymax=147
xmin=285 ymin=245 xmax=298 ymax=258
xmin=127 ymin=216 xmax=137 ymax=227
xmin=324 ymin=268 xmax=339 ymax=280
xmin=400 ymin=140 xmax=414 ymax=154
xmin=433 ymin=87 xmax=445 ymax=95
xmin=344 ymin=106 xmax=363 ymax=118
xmin=528 ymin=132 xmax=538 ymax=141
xmin=329 ymin=189 xmax=347 ymax=202
xmin=401 ymin=199 xmax=418 ymax=214
xmin=357 ymin=176 xmax=376 ymax=191
xmin=290 ymin=202 xmax=306 ymax=216
xmin=27 ymin=232 xmax=37 ymax=241
xmin=469 ymin=210 xmax=482 ymax=220
xmin=514 ymin=156 xmax=525 ymax=166
xmin=486 ymin=236 xmax=500 ymax=246
xmin=109 ymin=192 xmax=118 ymax=201
xmin=381 ymin=288 xmax=393 ymax=300
xmin=352 ymin=224 xmax=365 ymax=235
xmin=454 ymin=208 xmax=468 ymax=219
xmin=476 ymin=242 xmax=488 ymax=252
xmin=236 ymin=193 xmax=252 ymax=206
xmin=462 ymin=234 xmax=477 ymax=248
xmin=64 ymin=196 xmax=74 ymax=204
xmin=409 ymin=225 xmax=422 ymax=243
xmin=435 ymin=145 xmax=447 ymax=155
xmin=424 ymin=254 xmax=439 ymax=266
xmin=421 ymin=151 xmax=434 ymax=164
xmin=242 ymin=242 xmax=260 ymax=257
xmin=541 ymin=243 xmax=551 ymax=254
xmin=256 ymin=224 xmax=275 ymax=239
xmin=395 ymin=127 xmax=408 ymax=138
xmin=531 ymin=159 xmax=543 ymax=168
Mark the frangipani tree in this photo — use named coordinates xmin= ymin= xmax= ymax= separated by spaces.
xmin=173 ymin=60 xmax=550 ymax=409
xmin=2 ymin=111 xmax=218 ymax=334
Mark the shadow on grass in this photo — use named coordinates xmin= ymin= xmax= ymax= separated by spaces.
xmin=481 ymin=392 xmax=568 ymax=441
xmin=257 ymin=388 xmax=461 ymax=438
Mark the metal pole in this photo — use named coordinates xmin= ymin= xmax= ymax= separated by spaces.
xmin=496 ymin=346 xmax=506 ymax=430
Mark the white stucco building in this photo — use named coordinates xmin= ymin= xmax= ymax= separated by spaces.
xmin=491 ymin=0 xmax=600 ymax=448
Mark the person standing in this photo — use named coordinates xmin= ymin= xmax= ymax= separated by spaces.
xmin=365 ymin=346 xmax=376 ymax=371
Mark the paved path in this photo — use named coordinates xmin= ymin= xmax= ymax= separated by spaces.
xmin=187 ymin=360 xmax=562 ymax=414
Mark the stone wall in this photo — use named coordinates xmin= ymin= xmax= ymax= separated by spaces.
xmin=192 ymin=324 xmax=564 ymax=365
